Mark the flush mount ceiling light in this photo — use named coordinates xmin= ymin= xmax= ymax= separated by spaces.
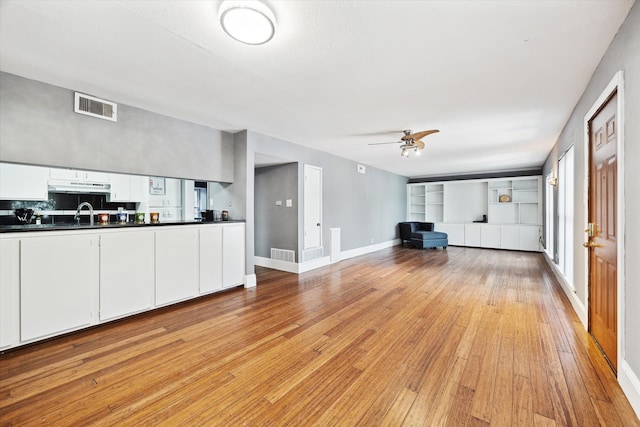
xmin=219 ymin=0 xmax=276 ymax=45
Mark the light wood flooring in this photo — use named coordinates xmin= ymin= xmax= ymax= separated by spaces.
xmin=1 ymin=245 xmax=638 ymax=426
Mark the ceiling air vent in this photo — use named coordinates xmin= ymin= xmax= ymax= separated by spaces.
xmin=74 ymin=92 xmax=117 ymax=122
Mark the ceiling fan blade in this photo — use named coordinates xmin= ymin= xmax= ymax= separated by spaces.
xmin=368 ymin=141 xmax=400 ymax=145
xmin=401 ymin=129 xmax=439 ymax=141
xmin=414 ymin=139 xmax=426 ymax=150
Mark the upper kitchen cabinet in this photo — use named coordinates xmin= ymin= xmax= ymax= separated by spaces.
xmin=108 ymin=173 xmax=148 ymax=203
xmin=49 ymin=168 xmax=109 ymax=183
xmin=0 ymin=162 xmax=49 ymax=201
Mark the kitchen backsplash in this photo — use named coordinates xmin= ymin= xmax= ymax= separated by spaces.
xmin=0 ymin=193 xmax=136 ymax=225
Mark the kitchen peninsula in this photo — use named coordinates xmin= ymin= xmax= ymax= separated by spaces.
xmin=0 ymin=220 xmax=246 ymax=351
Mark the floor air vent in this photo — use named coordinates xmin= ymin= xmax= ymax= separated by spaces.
xmin=74 ymin=92 xmax=117 ymax=122
xmin=271 ymin=248 xmax=295 ymax=263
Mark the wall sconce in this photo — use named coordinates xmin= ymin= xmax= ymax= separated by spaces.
xmin=547 ymin=176 xmax=558 ymax=187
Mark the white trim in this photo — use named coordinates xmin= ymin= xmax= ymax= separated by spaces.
xmin=619 ymin=361 xmax=640 ymax=419
xmin=583 ymin=70 xmax=627 ymax=394
xmin=243 ymin=274 xmax=256 ymax=289
xmin=253 ymin=238 xmax=402 ymax=274
xmin=544 ymin=252 xmax=587 ymax=326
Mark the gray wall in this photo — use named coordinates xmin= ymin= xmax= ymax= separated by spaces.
xmin=542 ymin=2 xmax=640 ymax=384
xmin=238 ymin=131 xmax=408 ymax=273
xmin=254 ymin=163 xmax=299 ymax=259
xmin=0 ymin=72 xmax=234 ymax=182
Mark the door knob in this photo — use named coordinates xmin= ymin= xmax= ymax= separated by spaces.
xmin=583 ymin=241 xmax=598 ymax=248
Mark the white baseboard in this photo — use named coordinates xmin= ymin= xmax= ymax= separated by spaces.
xmin=254 ymin=238 xmax=402 ymax=275
xmin=543 ymin=253 xmax=640 ymax=418
xmin=543 ymin=253 xmax=587 ymax=327
xmin=620 ymin=360 xmax=640 ymax=419
xmin=340 ymin=238 xmax=401 ymax=261
xmin=254 ymin=256 xmax=300 ymax=273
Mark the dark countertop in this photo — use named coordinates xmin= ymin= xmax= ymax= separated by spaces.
xmin=0 ymin=220 xmax=245 ymax=233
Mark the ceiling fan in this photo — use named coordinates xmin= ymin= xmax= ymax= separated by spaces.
xmin=369 ymin=129 xmax=440 ymax=157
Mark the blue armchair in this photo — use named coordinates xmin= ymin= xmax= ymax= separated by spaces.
xmin=399 ymin=222 xmax=448 ymax=249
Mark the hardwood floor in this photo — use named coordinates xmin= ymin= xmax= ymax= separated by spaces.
xmin=1 ymin=246 xmax=638 ymax=426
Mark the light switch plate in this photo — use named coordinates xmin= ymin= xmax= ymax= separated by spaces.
xmin=276 ymin=200 xmax=282 ymax=206
xmin=286 ymin=199 xmax=293 ymax=207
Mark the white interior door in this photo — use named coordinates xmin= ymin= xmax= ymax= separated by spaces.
xmin=304 ymin=165 xmax=322 ymax=250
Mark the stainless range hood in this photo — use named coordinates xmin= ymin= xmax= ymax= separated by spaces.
xmin=48 ymin=181 xmax=111 ymax=194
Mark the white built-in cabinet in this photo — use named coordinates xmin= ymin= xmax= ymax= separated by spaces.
xmin=0 ymin=223 xmax=246 ymax=350
xmin=222 ymin=224 xmax=246 ymax=288
xmin=0 ymin=163 xmax=50 ymax=201
xmin=200 ymin=226 xmax=223 ymax=293
xmin=408 ymin=176 xmax=542 ymax=251
xmin=99 ymin=230 xmax=155 ymax=321
xmin=20 ymin=234 xmax=99 ymax=342
xmin=108 ymin=173 xmax=148 ymax=203
xmin=155 ymin=227 xmax=199 ymax=306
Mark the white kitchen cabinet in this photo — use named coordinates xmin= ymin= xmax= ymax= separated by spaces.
xmin=49 ymin=167 xmax=109 ymax=183
xmin=20 ymin=234 xmax=99 ymax=342
xmin=464 ymin=224 xmax=482 ymax=247
xmin=0 ymin=239 xmax=20 ymax=348
xmin=155 ymin=227 xmax=199 ymax=306
xmin=108 ymin=173 xmax=131 ymax=202
xmin=200 ymin=226 xmax=223 ymax=294
xmin=130 ymin=175 xmax=148 ymax=203
xmin=481 ymin=225 xmax=501 ymax=249
xmin=109 ymin=173 xmax=149 ymax=203
xmin=99 ymin=231 xmax=155 ymax=321
xmin=435 ymin=223 xmax=465 ymax=246
xmin=222 ymin=224 xmax=245 ymax=288
xmin=0 ymin=162 xmax=49 ymax=201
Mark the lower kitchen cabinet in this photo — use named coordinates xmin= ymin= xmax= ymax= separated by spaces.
xmin=155 ymin=227 xmax=199 ymax=306
xmin=0 ymin=222 xmax=246 ymax=350
xmin=99 ymin=230 xmax=155 ymax=321
xmin=200 ymin=226 xmax=223 ymax=294
xmin=222 ymin=224 xmax=245 ymax=288
xmin=20 ymin=234 xmax=99 ymax=342
xmin=0 ymin=239 xmax=19 ymax=349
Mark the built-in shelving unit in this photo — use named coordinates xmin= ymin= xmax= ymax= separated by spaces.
xmin=487 ymin=178 xmax=541 ymax=225
xmin=407 ymin=176 xmax=542 ymax=251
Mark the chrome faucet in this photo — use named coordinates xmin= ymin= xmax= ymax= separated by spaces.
xmin=74 ymin=202 xmax=94 ymax=225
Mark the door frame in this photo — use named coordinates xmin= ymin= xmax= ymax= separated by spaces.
xmin=583 ymin=70 xmax=625 ymax=371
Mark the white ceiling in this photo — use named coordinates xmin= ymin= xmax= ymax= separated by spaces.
xmin=0 ymin=0 xmax=634 ymax=178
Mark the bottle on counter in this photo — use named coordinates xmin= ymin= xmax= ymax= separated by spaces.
xmin=35 ymin=209 xmax=41 ymax=225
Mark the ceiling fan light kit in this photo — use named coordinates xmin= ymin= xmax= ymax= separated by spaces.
xmin=219 ymin=0 xmax=276 ymax=45
xmin=370 ymin=129 xmax=439 ymax=157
